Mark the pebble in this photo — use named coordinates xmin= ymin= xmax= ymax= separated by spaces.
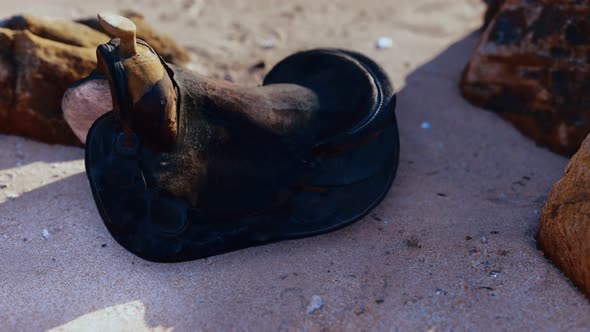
xmin=42 ymin=229 xmax=50 ymax=240
xmin=354 ymin=307 xmax=365 ymax=315
xmin=376 ymin=37 xmax=394 ymax=49
xmin=306 ymin=295 xmax=323 ymax=314
xmin=15 ymin=142 xmax=24 ymax=158
xmin=261 ymin=39 xmax=275 ymax=49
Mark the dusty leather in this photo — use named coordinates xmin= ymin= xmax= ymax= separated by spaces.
xmin=84 ymin=46 xmax=399 ymax=262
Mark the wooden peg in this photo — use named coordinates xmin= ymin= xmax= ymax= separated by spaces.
xmin=97 ymin=12 xmax=138 ymax=57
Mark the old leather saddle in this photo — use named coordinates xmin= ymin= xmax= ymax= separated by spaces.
xmin=78 ymin=14 xmax=399 ymax=262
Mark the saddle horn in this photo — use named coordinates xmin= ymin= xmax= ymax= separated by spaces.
xmin=64 ymin=13 xmax=400 ymax=262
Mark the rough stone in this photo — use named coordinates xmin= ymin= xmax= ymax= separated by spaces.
xmin=0 ymin=27 xmax=96 ymax=145
xmin=483 ymin=0 xmax=506 ymax=29
xmin=462 ymin=0 xmax=590 ymax=156
xmin=4 ymin=15 xmax=110 ymax=47
xmin=0 ymin=13 xmax=189 ymax=145
xmin=538 ymin=134 xmax=590 ymax=298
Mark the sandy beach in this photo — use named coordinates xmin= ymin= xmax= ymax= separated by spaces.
xmin=1 ymin=0 xmax=589 ymax=330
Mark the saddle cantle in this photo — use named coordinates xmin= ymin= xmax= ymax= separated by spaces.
xmin=72 ymin=14 xmax=400 ymax=262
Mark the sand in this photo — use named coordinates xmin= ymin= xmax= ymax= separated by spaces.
xmin=1 ymin=0 xmax=589 ymax=331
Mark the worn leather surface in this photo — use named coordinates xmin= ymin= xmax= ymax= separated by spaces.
xmin=85 ymin=49 xmax=399 ymax=262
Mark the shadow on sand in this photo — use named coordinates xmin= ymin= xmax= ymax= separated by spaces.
xmin=2 ymin=31 xmax=586 ymax=331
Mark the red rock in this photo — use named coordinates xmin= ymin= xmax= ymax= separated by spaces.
xmin=538 ymin=134 xmax=590 ymax=298
xmin=0 ymin=28 xmax=97 ymax=145
xmin=462 ymin=0 xmax=590 ymax=156
xmin=4 ymin=15 xmax=109 ymax=47
xmin=0 ymin=29 xmax=15 ymax=131
xmin=483 ymin=0 xmax=506 ymax=29
xmin=0 ymin=13 xmax=189 ymax=146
